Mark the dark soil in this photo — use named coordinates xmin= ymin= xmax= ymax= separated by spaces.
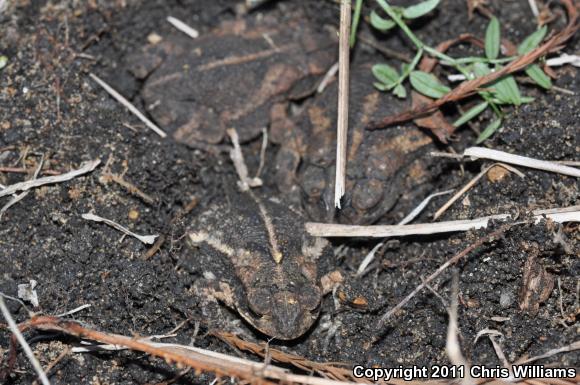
xmin=0 ymin=1 xmax=578 ymax=384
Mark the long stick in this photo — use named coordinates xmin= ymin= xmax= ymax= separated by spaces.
xmin=334 ymin=0 xmax=351 ymax=209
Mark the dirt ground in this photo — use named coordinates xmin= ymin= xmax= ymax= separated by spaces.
xmin=0 ymin=0 xmax=578 ymax=384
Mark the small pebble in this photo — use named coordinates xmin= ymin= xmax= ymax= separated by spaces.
xmin=128 ymin=209 xmax=139 ymax=220
xmin=500 ymin=290 xmax=513 ymax=308
xmin=147 ymin=32 xmax=163 ymax=45
xmin=487 ymin=165 xmax=509 ymax=183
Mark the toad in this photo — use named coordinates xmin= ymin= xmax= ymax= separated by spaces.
xmin=188 ymin=189 xmax=334 ymax=340
xmin=271 ymin=66 xmax=438 ymax=224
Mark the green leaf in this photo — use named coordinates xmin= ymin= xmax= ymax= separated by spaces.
xmin=402 ymin=0 xmax=440 ymax=19
xmin=525 ymin=64 xmax=552 ymax=89
xmin=492 ymin=74 xmax=522 ymax=105
xmin=476 ymin=118 xmax=502 ymax=143
xmin=518 ymin=26 xmax=548 ymax=54
xmin=520 ymin=96 xmax=535 ymax=104
xmin=485 ymin=17 xmax=500 ymax=60
xmin=349 ymin=0 xmax=364 ymax=47
xmin=0 ymin=56 xmax=7 ymax=70
xmin=373 ymin=82 xmax=390 ymax=91
xmin=370 ymin=10 xmax=396 ymax=31
xmin=473 ymin=62 xmax=491 ymax=77
xmin=393 ymin=84 xmax=407 ymax=98
xmin=372 ymin=63 xmax=400 ymax=87
xmin=409 ymin=70 xmax=450 ymax=99
xmin=453 ymin=101 xmax=489 ymax=127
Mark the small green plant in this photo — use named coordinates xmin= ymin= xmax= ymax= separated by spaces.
xmin=352 ymin=0 xmax=553 ymax=143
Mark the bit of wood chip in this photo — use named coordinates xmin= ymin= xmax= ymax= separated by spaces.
xmin=82 ymin=212 xmax=158 ymax=245
xmin=17 ymin=280 xmax=39 ymax=308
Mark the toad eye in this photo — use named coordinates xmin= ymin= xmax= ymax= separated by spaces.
xmin=299 ymin=284 xmax=321 ymax=311
xmin=247 ymin=288 xmax=272 ymax=316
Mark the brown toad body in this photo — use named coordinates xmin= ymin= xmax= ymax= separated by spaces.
xmin=128 ymin=17 xmax=335 ymax=144
xmin=188 ymin=190 xmax=329 ymax=340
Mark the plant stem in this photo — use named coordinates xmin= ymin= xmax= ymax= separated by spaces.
xmin=377 ymin=0 xmax=423 ymax=49
xmin=350 ymin=0 xmax=364 ymax=47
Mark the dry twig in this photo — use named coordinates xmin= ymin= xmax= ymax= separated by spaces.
xmin=0 ymin=298 xmax=50 ymax=385
xmin=167 ymin=16 xmax=199 ymax=39
xmin=445 ymin=275 xmax=472 ymax=385
xmin=82 ymin=212 xmax=159 ymax=245
xmin=0 ymin=159 xmax=100 ymax=199
xmin=100 ymin=172 xmax=155 ymax=204
xmin=89 ymin=73 xmax=167 ymax=138
xmin=0 ymin=156 xmax=44 ymax=218
xmin=356 ymin=189 xmax=454 ymax=276
xmin=515 ymin=340 xmax=580 ymax=365
xmin=306 ymin=206 xmax=580 ymax=238
xmin=226 ymin=128 xmax=263 ymax=191
xmin=464 ymin=147 xmax=580 ymax=178
xmin=433 ymin=162 xmax=524 ymax=220
xmin=377 ymin=225 xmax=510 ymax=327
xmin=334 ymin=0 xmax=351 ymax=208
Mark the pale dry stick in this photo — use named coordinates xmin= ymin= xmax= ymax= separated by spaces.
xmin=307 ymin=206 xmax=580 ymax=238
xmin=334 ymin=0 xmax=351 ymax=209
xmin=0 ymin=156 xmax=44 ymax=217
xmin=377 ymin=226 xmax=510 ymax=327
xmin=475 ymin=330 xmax=513 ymax=379
xmin=0 ymin=159 xmax=100 ymax=198
xmin=515 ymin=341 xmax=580 ymax=365
xmin=56 ymin=304 xmax=91 ymax=317
xmin=0 ymin=297 xmax=51 ymax=385
xmin=445 ymin=275 xmax=472 ymax=385
xmin=557 ymin=278 xmax=566 ymax=320
xmin=401 ymin=189 xmax=455 ymax=225
xmin=546 ymin=53 xmax=580 ymax=67
xmin=166 ymin=16 xmax=199 ymax=39
xmin=473 ymin=328 xmax=503 ymax=344
xmin=355 ymin=242 xmax=384 ymax=277
xmin=356 ymin=189 xmax=455 ymax=275
xmin=226 ymin=128 xmax=262 ymax=191
xmin=434 ymin=163 xmax=524 ymax=220
xmin=430 ymin=151 xmax=464 ymax=160
xmin=464 ymin=147 xmax=580 ymax=178
xmin=255 ymin=128 xmax=268 ymax=179
xmin=81 ymin=213 xmax=158 ymax=245
xmin=89 ymin=73 xmax=167 ymax=138
xmin=431 ymin=151 xmax=580 ymax=167
xmin=307 ymin=210 xmax=577 ymax=238
xmin=528 ymin=0 xmax=540 ymax=17
xmin=317 ymin=62 xmax=339 ymax=94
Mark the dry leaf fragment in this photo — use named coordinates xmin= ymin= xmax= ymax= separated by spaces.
xmin=519 ymin=247 xmax=554 ymax=314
